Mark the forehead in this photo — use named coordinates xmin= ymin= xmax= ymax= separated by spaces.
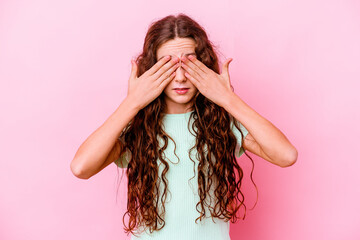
xmin=156 ymin=37 xmax=196 ymax=60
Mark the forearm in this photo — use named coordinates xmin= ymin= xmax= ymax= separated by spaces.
xmin=224 ymin=92 xmax=297 ymax=163
xmin=70 ymin=96 xmax=140 ymax=178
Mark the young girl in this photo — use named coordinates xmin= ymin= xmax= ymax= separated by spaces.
xmin=71 ymin=13 xmax=297 ymax=240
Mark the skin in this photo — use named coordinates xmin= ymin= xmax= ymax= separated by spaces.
xmin=157 ymin=37 xmax=298 ymax=168
xmin=156 ymin=37 xmax=199 ymax=114
xmin=179 ymin=47 xmax=298 ymax=167
xmin=71 ymin=38 xmax=296 ymax=181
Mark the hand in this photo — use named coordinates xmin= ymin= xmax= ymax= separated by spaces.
xmin=180 ymin=55 xmax=235 ymax=107
xmin=127 ymin=56 xmax=180 ymax=110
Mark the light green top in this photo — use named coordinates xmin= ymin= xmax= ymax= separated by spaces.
xmin=115 ymin=110 xmax=248 ymax=240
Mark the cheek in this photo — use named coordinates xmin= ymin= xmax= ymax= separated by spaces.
xmin=163 ymin=84 xmax=173 ymax=95
xmin=190 ymin=82 xmax=197 ymax=90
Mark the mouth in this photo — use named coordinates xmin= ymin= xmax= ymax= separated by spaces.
xmin=173 ymin=88 xmax=190 ymax=94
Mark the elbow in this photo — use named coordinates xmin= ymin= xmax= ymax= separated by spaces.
xmin=70 ymin=160 xmax=91 ymax=180
xmin=279 ymin=148 xmax=298 ymax=168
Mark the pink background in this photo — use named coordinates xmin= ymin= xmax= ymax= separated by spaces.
xmin=1 ymin=0 xmax=359 ymax=239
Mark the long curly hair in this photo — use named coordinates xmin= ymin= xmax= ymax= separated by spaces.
xmin=116 ymin=13 xmax=258 ymax=237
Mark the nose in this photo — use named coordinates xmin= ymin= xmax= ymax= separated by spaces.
xmin=174 ymin=62 xmax=187 ymax=82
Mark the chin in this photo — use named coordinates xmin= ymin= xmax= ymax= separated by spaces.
xmin=168 ymin=96 xmax=193 ymax=104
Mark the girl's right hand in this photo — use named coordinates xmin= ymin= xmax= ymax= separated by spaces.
xmin=126 ymin=56 xmax=180 ymax=110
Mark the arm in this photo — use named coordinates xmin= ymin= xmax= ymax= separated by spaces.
xmin=70 ymin=54 xmax=180 ymax=179
xmin=177 ymin=54 xmax=297 ymax=167
xmin=225 ymin=93 xmax=298 ymax=168
xmin=70 ymin=96 xmax=139 ymax=179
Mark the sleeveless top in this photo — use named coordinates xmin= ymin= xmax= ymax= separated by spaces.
xmin=115 ymin=110 xmax=249 ymax=240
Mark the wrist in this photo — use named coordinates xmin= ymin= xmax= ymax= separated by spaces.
xmin=222 ymin=91 xmax=237 ymax=111
xmin=123 ymin=95 xmax=141 ymax=113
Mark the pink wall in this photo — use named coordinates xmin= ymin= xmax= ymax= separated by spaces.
xmin=1 ymin=0 xmax=359 ymax=239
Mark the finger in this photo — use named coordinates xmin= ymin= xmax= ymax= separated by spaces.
xmin=221 ymin=58 xmax=233 ymax=76
xmin=156 ymin=62 xmax=180 ymax=83
xmin=146 ymin=55 xmax=172 ymax=76
xmin=181 ymin=60 xmax=203 ymax=81
xmin=159 ymin=71 xmax=176 ymax=89
xmin=184 ymin=71 xmax=200 ymax=89
xmin=186 ymin=55 xmax=210 ymax=75
xmin=130 ymin=60 xmax=138 ymax=80
xmin=152 ymin=56 xmax=179 ymax=79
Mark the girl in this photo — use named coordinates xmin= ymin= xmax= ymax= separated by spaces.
xmin=71 ymin=13 xmax=297 ymax=240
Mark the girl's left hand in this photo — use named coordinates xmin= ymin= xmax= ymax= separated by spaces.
xmin=180 ymin=55 xmax=235 ymax=107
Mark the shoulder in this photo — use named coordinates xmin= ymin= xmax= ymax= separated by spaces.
xmin=114 ymin=135 xmax=130 ymax=169
xmin=231 ymin=118 xmax=249 ymax=144
xmin=114 ymin=147 xmax=130 ymax=168
xmin=230 ymin=118 xmax=249 ymax=157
